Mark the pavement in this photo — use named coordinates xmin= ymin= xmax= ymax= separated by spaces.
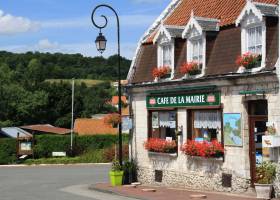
xmin=91 ymin=183 xmax=260 ymax=200
xmin=0 ymin=164 xmax=278 ymax=200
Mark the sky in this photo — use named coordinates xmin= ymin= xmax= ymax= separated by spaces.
xmin=0 ymin=0 xmax=170 ymax=59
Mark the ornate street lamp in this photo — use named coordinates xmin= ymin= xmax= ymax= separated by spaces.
xmin=91 ymin=4 xmax=123 ymax=166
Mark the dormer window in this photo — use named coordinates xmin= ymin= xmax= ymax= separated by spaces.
xmin=153 ymin=25 xmax=184 ymax=80
xmin=236 ymin=0 xmax=278 ymax=72
xmin=190 ymin=37 xmax=203 ymax=69
xmin=247 ymin=26 xmax=262 ymax=55
xmin=162 ymin=44 xmax=172 ymax=66
xmin=182 ymin=13 xmax=220 ymax=78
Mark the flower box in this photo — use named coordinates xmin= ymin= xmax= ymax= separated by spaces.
xmin=262 ymin=135 xmax=280 ymax=148
xmin=152 ymin=66 xmax=171 ymax=80
xmin=180 ymin=62 xmax=201 ymax=77
xmin=236 ymin=52 xmax=261 ymax=70
xmin=181 ymin=140 xmax=224 ymax=158
xmin=144 ymin=138 xmax=177 ymax=154
xmin=148 ymin=151 xmax=178 ymax=157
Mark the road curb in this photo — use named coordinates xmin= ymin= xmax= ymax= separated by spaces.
xmin=0 ymin=163 xmax=111 ymax=167
xmin=89 ymin=184 xmax=148 ymax=200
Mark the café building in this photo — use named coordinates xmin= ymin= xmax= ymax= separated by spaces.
xmin=126 ymin=0 xmax=280 ymax=193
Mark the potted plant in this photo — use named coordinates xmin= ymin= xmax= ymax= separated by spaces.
xmin=255 ymin=161 xmax=276 ymax=199
xmin=104 ymin=113 xmax=121 ymax=128
xmin=236 ymin=52 xmax=261 ymax=71
xmin=179 ymin=62 xmax=201 ymax=77
xmin=123 ymin=159 xmax=138 ymax=184
xmin=144 ymin=138 xmax=177 ymax=153
xmin=152 ymin=66 xmax=171 ymax=81
xmin=109 ymin=159 xmax=124 ymax=186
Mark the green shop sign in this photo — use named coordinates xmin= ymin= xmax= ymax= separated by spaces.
xmin=146 ymin=92 xmax=220 ymax=108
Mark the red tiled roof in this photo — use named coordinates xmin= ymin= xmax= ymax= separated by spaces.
xmin=21 ymin=124 xmax=71 ymax=135
xmin=112 ymin=96 xmax=127 ymax=105
xmin=164 ymin=0 xmax=278 ymax=27
xmin=74 ymin=118 xmax=117 ymax=136
xmin=145 ymin=0 xmax=278 ymax=43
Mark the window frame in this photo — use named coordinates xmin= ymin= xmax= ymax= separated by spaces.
xmin=186 ymin=32 xmax=206 ymax=77
xmin=240 ymin=13 xmax=266 ymax=72
xmin=147 ymin=109 xmax=178 ymax=153
xmin=157 ymin=37 xmax=175 ymax=79
xmin=187 ymin=108 xmax=224 ymax=144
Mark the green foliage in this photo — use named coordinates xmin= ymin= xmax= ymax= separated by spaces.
xmin=0 ymin=51 xmax=130 ymax=128
xmin=33 ymin=134 xmax=127 ymax=158
xmin=24 ymin=149 xmax=105 ymax=165
xmin=256 ymin=162 xmax=277 ymax=184
xmin=0 ymin=139 xmax=17 ymax=164
xmin=111 ymin=159 xmax=122 ymax=171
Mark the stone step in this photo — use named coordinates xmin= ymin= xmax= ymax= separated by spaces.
xmin=142 ymin=188 xmax=156 ymax=192
xmin=123 ymin=185 xmax=137 ymax=188
xmin=131 ymin=182 xmax=141 ymax=186
xmin=190 ymin=194 xmax=207 ymax=199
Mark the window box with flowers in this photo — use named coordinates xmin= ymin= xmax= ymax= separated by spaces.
xmin=181 ymin=140 xmax=224 ymax=159
xmin=236 ymin=52 xmax=262 ymax=73
xmin=152 ymin=66 xmax=171 ymax=82
xmin=144 ymin=138 xmax=177 ymax=156
xmin=180 ymin=62 xmax=202 ymax=78
xmin=104 ymin=113 xmax=121 ymax=128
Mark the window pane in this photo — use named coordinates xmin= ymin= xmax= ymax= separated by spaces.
xmin=247 ymin=26 xmax=262 ymax=55
xmin=162 ymin=45 xmax=171 ymax=66
xmin=151 ymin=111 xmax=177 ymax=140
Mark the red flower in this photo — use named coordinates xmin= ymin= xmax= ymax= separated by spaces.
xmin=179 ymin=62 xmax=200 ymax=75
xmin=152 ymin=66 xmax=171 ymax=78
xmin=235 ymin=52 xmax=261 ymax=69
xmin=181 ymin=139 xmax=224 ymax=158
xmin=144 ymin=138 xmax=177 ymax=153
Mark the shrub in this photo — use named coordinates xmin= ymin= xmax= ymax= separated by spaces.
xmin=103 ymin=143 xmax=129 ymax=162
xmin=0 ymin=138 xmax=17 ymax=164
xmin=33 ymin=134 xmax=128 ymax=158
xmin=256 ymin=161 xmax=277 ymax=184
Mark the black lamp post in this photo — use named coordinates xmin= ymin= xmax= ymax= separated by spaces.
xmin=91 ymin=4 xmax=123 ymax=166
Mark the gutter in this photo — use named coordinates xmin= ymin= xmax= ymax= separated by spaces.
xmin=126 ymin=70 xmax=277 ymax=89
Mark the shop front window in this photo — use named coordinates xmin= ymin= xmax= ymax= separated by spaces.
xmin=188 ymin=110 xmax=222 ymax=142
xmin=145 ymin=110 xmax=177 ymax=153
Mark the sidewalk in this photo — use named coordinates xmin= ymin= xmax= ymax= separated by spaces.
xmin=90 ymin=183 xmax=259 ymax=200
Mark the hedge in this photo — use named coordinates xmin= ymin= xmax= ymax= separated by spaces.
xmin=33 ymin=134 xmax=129 ymax=158
xmin=0 ymin=138 xmax=17 ymax=164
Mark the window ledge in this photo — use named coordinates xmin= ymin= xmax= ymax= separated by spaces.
xmin=237 ymin=65 xmax=265 ymax=73
xmin=148 ymin=151 xmax=178 ymax=157
xmin=186 ymin=155 xmax=223 ymax=161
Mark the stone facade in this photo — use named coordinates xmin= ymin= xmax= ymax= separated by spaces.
xmin=129 ymin=74 xmax=280 ymax=193
xmin=274 ymin=161 xmax=280 ymax=197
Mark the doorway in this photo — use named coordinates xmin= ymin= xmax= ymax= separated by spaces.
xmin=248 ymin=100 xmax=268 ymax=185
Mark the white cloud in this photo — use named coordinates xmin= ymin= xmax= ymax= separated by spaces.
xmin=0 ymin=10 xmax=40 ymax=35
xmin=37 ymin=39 xmax=59 ymax=50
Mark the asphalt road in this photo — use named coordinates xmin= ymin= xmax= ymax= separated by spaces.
xmin=0 ymin=164 xmax=135 ymax=200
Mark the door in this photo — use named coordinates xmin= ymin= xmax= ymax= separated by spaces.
xmin=249 ymin=116 xmax=267 ymax=185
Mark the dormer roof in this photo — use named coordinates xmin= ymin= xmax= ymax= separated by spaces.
xmin=236 ymin=0 xmax=278 ymax=26
xmin=182 ymin=12 xmax=220 ymax=38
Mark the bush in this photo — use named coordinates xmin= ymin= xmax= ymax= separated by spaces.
xmin=256 ymin=161 xmax=277 ymax=184
xmin=33 ymin=134 xmax=129 ymax=158
xmin=103 ymin=143 xmax=129 ymax=162
xmin=0 ymin=138 xmax=17 ymax=164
